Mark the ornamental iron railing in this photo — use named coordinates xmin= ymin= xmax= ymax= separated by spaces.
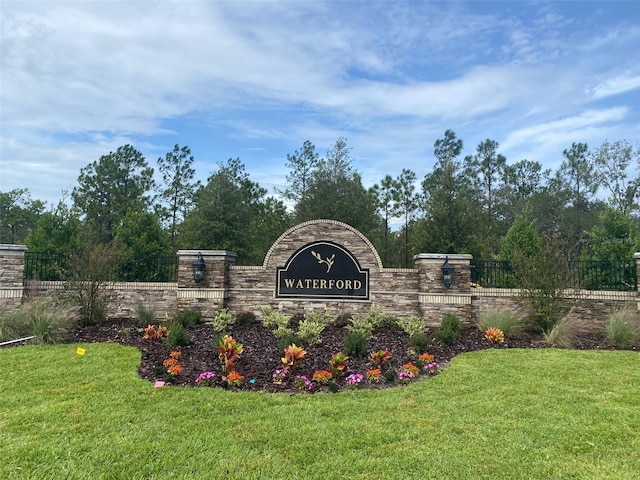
xmin=471 ymin=259 xmax=637 ymax=292
xmin=24 ymin=252 xmax=178 ymax=282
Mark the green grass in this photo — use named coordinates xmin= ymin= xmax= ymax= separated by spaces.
xmin=1 ymin=345 xmax=639 ymax=479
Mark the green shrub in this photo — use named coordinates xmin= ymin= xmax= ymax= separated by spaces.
xmin=297 ymin=319 xmax=325 ymax=346
xmin=604 ymin=309 xmax=640 ymax=348
xmin=410 ymin=332 xmax=431 ymax=354
xmin=476 ymin=310 xmax=523 ymax=339
xmin=209 ymin=309 xmax=233 ymax=332
xmin=346 ymin=316 xmax=374 ymax=341
xmin=134 ymin=303 xmax=156 ymax=327
xmin=435 ymin=314 xmax=461 ymax=345
xmin=164 ymin=322 xmax=191 ymax=349
xmin=399 ymin=316 xmax=426 ymax=339
xmin=236 ymin=311 xmax=257 ymax=325
xmin=543 ymin=319 xmax=573 ymax=348
xmin=175 ymin=309 xmax=202 ymax=328
xmin=305 ymin=309 xmax=332 ymax=326
xmin=259 ymin=306 xmax=290 ymax=330
xmin=344 ymin=331 xmax=368 ymax=358
xmin=277 ymin=330 xmax=301 ymax=351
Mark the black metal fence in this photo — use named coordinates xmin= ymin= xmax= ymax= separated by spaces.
xmin=471 ymin=259 xmax=637 ymax=292
xmin=24 ymin=252 xmax=178 ymax=282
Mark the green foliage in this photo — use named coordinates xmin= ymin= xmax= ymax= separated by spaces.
xmin=0 ymin=188 xmax=46 ymax=244
xmin=346 ymin=316 xmax=374 ymax=341
xmin=512 ymin=238 xmax=571 ymax=333
xmin=604 ymin=309 xmax=640 ymax=348
xmin=64 ymin=241 xmax=120 ymax=326
xmin=584 ymin=208 xmax=640 ymax=261
xmin=175 ymin=309 xmax=202 ymax=328
xmin=72 ymin=144 xmax=155 ymax=243
xmin=435 ymin=314 xmax=461 ymax=345
xmin=156 ymin=144 xmax=201 ymax=246
xmin=210 ymin=308 xmax=234 ymax=332
xmin=499 ymin=211 xmax=542 ymax=261
xmin=410 ymin=333 xmax=431 ymax=354
xmin=297 ymin=319 xmax=325 ymax=346
xmin=543 ymin=319 xmax=573 ymax=348
xmin=259 ymin=306 xmax=290 ymax=331
xmin=399 ymin=315 xmax=426 ymax=339
xmin=133 ymin=303 xmax=156 ymax=327
xmin=179 ymin=158 xmax=290 ymax=265
xmin=0 ymin=297 xmax=75 ymax=344
xmin=476 ymin=310 xmax=523 ymax=339
xmin=25 ymin=199 xmax=81 ymax=255
xmin=304 ymin=309 xmax=332 ymax=326
xmin=115 ymin=211 xmax=172 ymax=281
xmin=164 ymin=322 xmax=191 ymax=349
xmin=344 ymin=331 xmax=368 ymax=358
xmin=293 ymin=138 xmax=380 ymax=241
xmin=277 ymin=330 xmax=301 ymax=351
xmin=236 ymin=311 xmax=257 ymax=325
xmin=363 ymin=307 xmax=397 ymax=330
xmin=418 ymin=130 xmax=482 ymax=258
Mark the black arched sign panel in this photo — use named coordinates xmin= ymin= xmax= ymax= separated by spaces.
xmin=276 ymin=241 xmax=369 ymax=300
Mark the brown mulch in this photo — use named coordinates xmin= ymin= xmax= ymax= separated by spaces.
xmin=57 ymin=317 xmax=622 ymax=393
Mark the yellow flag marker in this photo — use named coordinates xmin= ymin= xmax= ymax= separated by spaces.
xmin=76 ymin=347 xmax=86 ymax=356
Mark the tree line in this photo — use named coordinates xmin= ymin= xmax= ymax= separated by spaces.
xmin=1 ymin=131 xmax=639 ymax=268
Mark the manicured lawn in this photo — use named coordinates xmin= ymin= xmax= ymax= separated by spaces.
xmin=1 ymin=344 xmax=638 ymax=479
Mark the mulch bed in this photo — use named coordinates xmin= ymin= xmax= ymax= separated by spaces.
xmin=56 ymin=318 xmax=621 ymax=394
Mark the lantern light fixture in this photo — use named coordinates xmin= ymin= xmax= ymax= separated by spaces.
xmin=192 ymin=253 xmax=206 ymax=283
xmin=442 ymin=256 xmax=454 ymax=289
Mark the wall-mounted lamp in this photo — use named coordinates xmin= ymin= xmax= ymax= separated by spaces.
xmin=442 ymin=256 xmax=454 ymax=288
xmin=192 ymin=253 xmax=206 ymax=283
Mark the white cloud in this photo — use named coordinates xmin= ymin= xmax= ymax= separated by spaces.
xmin=590 ymin=74 xmax=640 ymax=99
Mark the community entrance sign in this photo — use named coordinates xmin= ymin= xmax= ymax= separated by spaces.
xmin=276 ymin=240 xmax=369 ymax=300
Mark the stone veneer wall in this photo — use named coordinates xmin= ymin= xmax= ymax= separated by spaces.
xmin=3 ymin=222 xmax=640 ymax=329
xmin=24 ymin=281 xmax=178 ymax=321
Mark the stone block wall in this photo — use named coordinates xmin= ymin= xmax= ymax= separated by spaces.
xmin=3 ymin=220 xmax=640 ymax=331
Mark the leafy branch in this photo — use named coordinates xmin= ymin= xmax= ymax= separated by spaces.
xmin=311 ymin=251 xmax=335 ymax=273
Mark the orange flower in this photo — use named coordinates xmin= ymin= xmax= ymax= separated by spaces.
xmin=418 ymin=353 xmax=434 ymax=362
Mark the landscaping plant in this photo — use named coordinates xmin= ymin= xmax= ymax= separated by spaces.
xmin=484 ymin=327 xmax=505 ymax=344
xmin=329 ymin=352 xmax=349 ymax=378
xmin=281 ymin=344 xmax=307 ymax=370
xmin=435 ymin=313 xmax=461 ymax=345
xmin=476 ymin=309 xmax=522 ymax=338
xmin=215 ymin=334 xmax=243 ymax=374
xmin=604 ymin=308 xmax=640 ymax=348
xmin=134 ymin=302 xmax=157 ymax=327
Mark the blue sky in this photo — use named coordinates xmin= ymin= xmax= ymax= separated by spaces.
xmin=1 ymin=0 xmax=639 ymax=209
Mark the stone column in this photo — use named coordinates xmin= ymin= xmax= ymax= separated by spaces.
xmin=0 ymin=244 xmax=27 ymax=311
xmin=176 ymin=250 xmax=237 ymax=320
xmin=413 ymin=253 xmax=473 ymax=326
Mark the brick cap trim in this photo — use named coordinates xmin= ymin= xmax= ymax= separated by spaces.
xmin=262 ymin=219 xmax=383 ymax=269
xmin=414 ymin=253 xmax=473 ymax=261
xmin=0 ymin=244 xmax=28 ymax=254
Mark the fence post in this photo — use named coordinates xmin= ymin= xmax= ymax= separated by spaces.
xmin=0 ymin=244 xmax=27 ymax=312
